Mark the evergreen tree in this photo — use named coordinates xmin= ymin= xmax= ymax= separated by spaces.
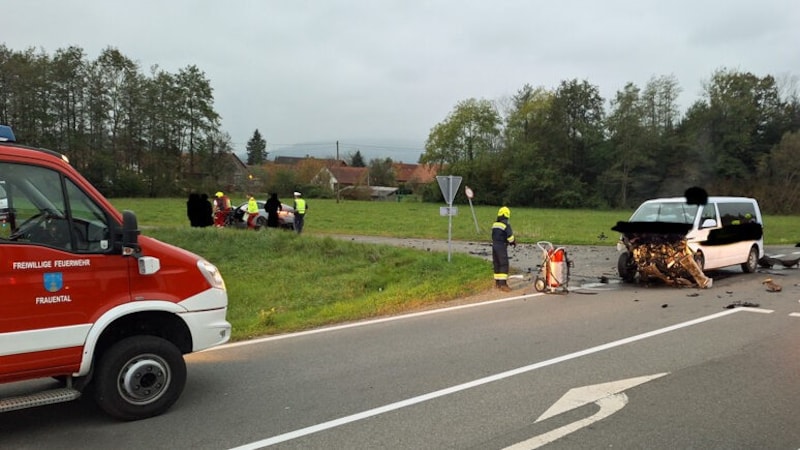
xmin=246 ymin=129 xmax=267 ymax=164
xmin=350 ymin=150 xmax=366 ymax=167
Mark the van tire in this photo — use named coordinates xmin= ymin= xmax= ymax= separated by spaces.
xmin=618 ymin=252 xmax=637 ymax=282
xmin=694 ymin=252 xmax=705 ymax=271
xmin=742 ymin=246 xmax=759 ymax=273
xmin=94 ymin=336 xmax=186 ymax=421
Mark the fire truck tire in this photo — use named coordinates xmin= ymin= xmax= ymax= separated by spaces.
xmin=741 ymin=246 xmax=759 ymax=273
xmin=94 ymin=336 xmax=186 ymax=421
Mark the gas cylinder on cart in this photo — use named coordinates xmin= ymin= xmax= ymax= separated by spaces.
xmin=547 ymin=247 xmax=567 ymax=287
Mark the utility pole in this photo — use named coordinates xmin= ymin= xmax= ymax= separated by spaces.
xmin=336 ymin=140 xmax=340 ymax=204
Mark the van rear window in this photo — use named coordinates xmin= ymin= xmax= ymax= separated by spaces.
xmin=718 ymin=202 xmax=757 ymax=226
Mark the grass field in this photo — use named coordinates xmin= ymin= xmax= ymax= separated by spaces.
xmin=110 ymin=197 xmax=800 ymax=340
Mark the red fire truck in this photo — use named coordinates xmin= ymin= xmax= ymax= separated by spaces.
xmin=0 ymin=125 xmax=231 ymax=420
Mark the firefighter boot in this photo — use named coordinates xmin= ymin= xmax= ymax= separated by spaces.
xmin=499 ymin=280 xmax=512 ymax=292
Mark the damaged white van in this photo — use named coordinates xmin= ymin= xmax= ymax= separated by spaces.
xmin=615 ymin=196 xmax=764 ymax=286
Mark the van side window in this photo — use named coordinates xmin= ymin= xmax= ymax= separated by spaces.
xmin=718 ymin=202 xmax=757 ymax=226
xmin=699 ymin=203 xmax=717 ymax=228
xmin=0 ymin=163 xmax=110 ymax=253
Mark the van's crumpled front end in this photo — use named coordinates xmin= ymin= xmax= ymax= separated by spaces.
xmin=613 ymin=221 xmax=712 ymax=288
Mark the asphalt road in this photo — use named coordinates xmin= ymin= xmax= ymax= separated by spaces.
xmin=2 ymin=245 xmax=800 ymax=449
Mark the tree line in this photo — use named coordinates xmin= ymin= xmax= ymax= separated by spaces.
xmin=421 ymin=72 xmax=800 ymax=213
xmin=2 ymin=44 xmax=800 ymax=212
xmin=0 ymin=44 xmax=234 ymax=197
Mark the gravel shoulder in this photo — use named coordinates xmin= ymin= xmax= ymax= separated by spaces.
xmin=325 ymin=234 xmax=621 ymax=296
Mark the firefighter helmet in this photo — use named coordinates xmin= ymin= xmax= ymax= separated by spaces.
xmin=498 ymin=206 xmax=511 ymax=219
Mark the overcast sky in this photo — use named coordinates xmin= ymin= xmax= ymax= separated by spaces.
xmin=5 ymin=1 xmax=800 ymax=162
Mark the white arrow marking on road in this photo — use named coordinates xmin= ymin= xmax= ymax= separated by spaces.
xmin=536 ymin=372 xmax=669 ymax=422
xmin=505 ymin=394 xmax=627 ymax=450
xmin=504 ymin=373 xmax=669 ymax=450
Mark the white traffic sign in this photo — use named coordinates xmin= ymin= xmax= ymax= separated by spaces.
xmin=436 ymin=175 xmax=462 ymax=205
xmin=439 ymin=206 xmax=458 ymax=216
xmin=436 ymin=175 xmax=463 ymax=262
xmin=464 ymin=186 xmax=474 ymax=199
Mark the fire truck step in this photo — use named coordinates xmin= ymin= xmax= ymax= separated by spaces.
xmin=0 ymin=387 xmax=81 ymax=413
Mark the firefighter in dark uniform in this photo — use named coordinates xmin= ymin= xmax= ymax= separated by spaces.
xmin=492 ymin=206 xmax=516 ymax=291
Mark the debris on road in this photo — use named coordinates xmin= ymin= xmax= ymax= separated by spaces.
xmin=762 ymin=278 xmax=782 ymax=292
xmin=724 ymin=300 xmax=760 ymax=309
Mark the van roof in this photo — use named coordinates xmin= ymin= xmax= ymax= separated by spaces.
xmin=643 ymin=196 xmax=757 ymax=203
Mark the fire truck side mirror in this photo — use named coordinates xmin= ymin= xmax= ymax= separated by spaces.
xmin=121 ymin=210 xmax=141 ymax=256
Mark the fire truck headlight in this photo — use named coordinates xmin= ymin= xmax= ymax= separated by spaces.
xmin=197 ymin=260 xmax=226 ymax=291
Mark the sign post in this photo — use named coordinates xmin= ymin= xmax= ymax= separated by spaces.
xmin=436 ymin=175 xmax=462 ymax=262
xmin=464 ymin=186 xmax=480 ymax=233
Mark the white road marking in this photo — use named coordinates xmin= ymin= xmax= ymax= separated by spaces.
xmin=206 ymin=292 xmax=542 ymax=351
xmin=227 ymin=308 xmax=772 ymax=450
xmin=505 ymin=394 xmax=627 ymax=450
xmin=534 ymin=373 xmax=669 ymax=422
xmin=790 ymin=313 xmax=800 ymax=317
xmin=503 ymin=373 xmax=669 ymax=449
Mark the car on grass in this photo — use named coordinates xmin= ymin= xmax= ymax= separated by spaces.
xmin=232 ymin=201 xmax=294 ymax=229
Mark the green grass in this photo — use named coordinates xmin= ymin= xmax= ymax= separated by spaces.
xmin=111 ymin=197 xmax=800 ymax=340
xmin=145 ymin=226 xmax=487 ymax=340
xmin=111 ymin=197 xmax=800 ymax=245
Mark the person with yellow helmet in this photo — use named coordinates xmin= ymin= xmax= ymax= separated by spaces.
xmin=492 ymin=206 xmax=516 ymax=291
xmin=212 ymin=191 xmax=232 ymax=227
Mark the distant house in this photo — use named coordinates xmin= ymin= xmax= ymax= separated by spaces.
xmin=313 ymin=166 xmax=369 ymax=192
xmin=392 ymin=162 xmax=438 ymax=192
xmin=182 ymin=151 xmax=250 ymax=192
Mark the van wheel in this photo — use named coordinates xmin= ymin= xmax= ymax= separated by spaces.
xmin=694 ymin=252 xmax=705 ymax=271
xmin=617 ymin=252 xmax=636 ymax=282
xmin=94 ymin=336 xmax=186 ymax=421
xmin=741 ymin=246 xmax=759 ymax=273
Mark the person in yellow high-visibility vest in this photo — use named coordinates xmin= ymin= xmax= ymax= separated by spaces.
xmin=491 ymin=206 xmax=516 ymax=292
xmin=293 ymin=191 xmax=307 ymax=234
xmin=246 ymin=194 xmax=259 ymax=229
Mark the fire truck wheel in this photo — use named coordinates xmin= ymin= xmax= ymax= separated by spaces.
xmin=94 ymin=336 xmax=186 ymax=421
xmin=534 ymin=277 xmax=546 ymax=292
xmin=741 ymin=246 xmax=758 ymax=273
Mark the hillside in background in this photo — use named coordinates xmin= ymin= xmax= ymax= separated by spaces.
xmin=259 ymin=138 xmax=425 ymax=165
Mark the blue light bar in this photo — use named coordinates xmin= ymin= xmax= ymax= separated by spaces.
xmin=0 ymin=125 xmax=15 ymax=142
